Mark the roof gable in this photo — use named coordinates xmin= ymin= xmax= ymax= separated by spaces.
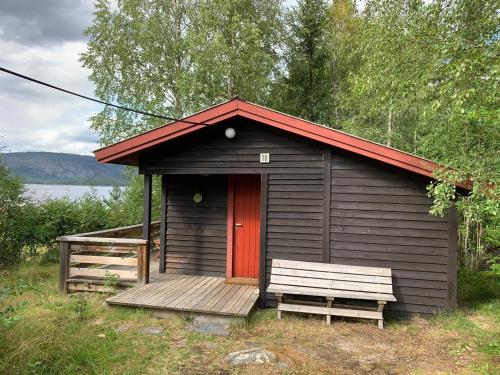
xmin=94 ymin=98 xmax=441 ymax=180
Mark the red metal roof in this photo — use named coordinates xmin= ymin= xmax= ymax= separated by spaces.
xmin=94 ymin=98 xmax=443 ymax=180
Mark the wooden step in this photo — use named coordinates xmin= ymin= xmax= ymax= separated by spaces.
xmin=66 ymin=277 xmax=135 ymax=293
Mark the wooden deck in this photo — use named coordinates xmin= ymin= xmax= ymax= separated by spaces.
xmin=106 ymin=270 xmax=259 ymax=317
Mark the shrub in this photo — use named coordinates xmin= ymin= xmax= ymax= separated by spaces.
xmin=457 ymin=268 xmax=500 ymax=307
xmin=0 ymin=161 xmax=28 ymax=265
xmin=0 ymin=156 xmax=160 ymax=265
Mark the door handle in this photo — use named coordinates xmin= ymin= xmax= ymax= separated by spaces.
xmin=235 ymin=223 xmax=243 ymax=227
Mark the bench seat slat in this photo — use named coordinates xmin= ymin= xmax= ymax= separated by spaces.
xmin=270 ymin=275 xmax=393 ymax=294
xmin=272 ymin=259 xmax=392 ymax=277
xmin=272 ymin=267 xmax=392 ymax=284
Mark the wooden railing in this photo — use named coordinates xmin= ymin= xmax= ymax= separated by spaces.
xmin=58 ymin=222 xmax=160 ymax=293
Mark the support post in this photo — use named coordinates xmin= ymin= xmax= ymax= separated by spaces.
xmin=159 ymin=175 xmax=167 ymax=273
xmin=137 ymin=244 xmax=148 ymax=285
xmin=142 ymin=174 xmax=152 ymax=284
xmin=326 ymin=297 xmax=334 ymax=325
xmin=377 ymin=301 xmax=386 ymax=329
xmin=59 ymin=241 xmax=70 ymax=293
xmin=276 ymin=293 xmax=283 ymax=319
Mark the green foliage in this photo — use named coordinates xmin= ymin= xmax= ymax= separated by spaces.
xmin=0 ymin=303 xmax=27 ymax=328
xmin=81 ymin=0 xmax=283 ymax=146
xmin=19 ymin=192 xmax=112 ymax=264
xmin=337 ymin=0 xmax=499 ymax=270
xmin=277 ymin=0 xmax=499 ymax=273
xmin=188 ymin=0 xmax=283 ymax=105
xmin=0 ymin=156 xmax=160 ymax=265
xmin=72 ymin=294 xmax=90 ymax=321
xmin=275 ymin=0 xmax=334 ymax=123
xmin=0 ymin=157 xmax=29 ymax=265
xmin=104 ymin=272 xmax=120 ymax=293
xmin=103 ymin=174 xmax=161 ymax=227
xmin=339 ymin=0 xmax=431 ymax=149
xmin=0 ymin=274 xmax=29 ymax=328
xmin=487 ymin=256 xmax=500 ymax=276
xmin=457 ymin=268 xmax=500 ymax=307
xmin=428 ymin=169 xmax=499 ymax=269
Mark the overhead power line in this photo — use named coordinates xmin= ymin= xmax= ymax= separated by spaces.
xmin=0 ymin=66 xmax=206 ymax=125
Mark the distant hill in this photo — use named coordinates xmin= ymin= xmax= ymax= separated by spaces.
xmin=2 ymin=152 xmax=129 ymax=186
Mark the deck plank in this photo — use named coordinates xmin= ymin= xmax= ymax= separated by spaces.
xmin=223 ymin=286 xmax=254 ymax=314
xmin=110 ymin=275 xmax=185 ymax=305
xmin=110 ymin=282 xmax=166 ymax=305
xmin=143 ymin=276 xmax=197 ymax=306
xmin=237 ymin=288 xmax=260 ymax=315
xmin=163 ymin=277 xmax=211 ymax=308
xmin=175 ymin=278 xmax=221 ymax=309
xmin=181 ymin=278 xmax=224 ymax=310
xmin=190 ymin=281 xmax=227 ymax=310
xmin=211 ymin=284 xmax=243 ymax=312
xmin=154 ymin=276 xmax=207 ymax=307
xmin=218 ymin=285 xmax=248 ymax=314
xmin=134 ymin=282 xmax=175 ymax=305
xmin=130 ymin=276 xmax=187 ymax=303
xmin=204 ymin=284 xmax=234 ymax=312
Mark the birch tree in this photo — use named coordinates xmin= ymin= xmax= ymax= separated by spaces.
xmin=81 ymin=0 xmax=283 ymax=145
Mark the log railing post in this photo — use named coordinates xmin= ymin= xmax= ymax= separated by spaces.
xmin=59 ymin=241 xmax=70 ymax=293
xmin=136 ymin=243 xmax=148 ymax=285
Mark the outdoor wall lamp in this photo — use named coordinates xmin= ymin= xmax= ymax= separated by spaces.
xmin=193 ymin=192 xmax=202 ymax=204
xmin=225 ymin=127 xmax=236 ymax=139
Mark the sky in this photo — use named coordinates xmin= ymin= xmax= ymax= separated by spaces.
xmin=0 ymin=0 xmax=100 ymax=155
xmin=0 ymin=0 xmax=305 ymax=156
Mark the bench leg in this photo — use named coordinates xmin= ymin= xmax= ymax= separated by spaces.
xmin=326 ymin=297 xmax=334 ymax=325
xmin=277 ymin=294 xmax=283 ymax=320
xmin=377 ymin=301 xmax=386 ymax=330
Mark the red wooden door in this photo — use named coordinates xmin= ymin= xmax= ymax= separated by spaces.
xmin=232 ymin=175 xmax=260 ymax=278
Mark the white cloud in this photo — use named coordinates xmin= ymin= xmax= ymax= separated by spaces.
xmin=0 ymin=40 xmax=100 ymax=155
xmin=0 ymin=0 xmax=93 ymax=45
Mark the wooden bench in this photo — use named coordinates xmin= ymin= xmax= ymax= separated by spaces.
xmin=266 ymin=259 xmax=397 ymax=329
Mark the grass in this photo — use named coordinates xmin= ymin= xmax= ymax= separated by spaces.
xmin=0 ymin=264 xmax=499 ymax=374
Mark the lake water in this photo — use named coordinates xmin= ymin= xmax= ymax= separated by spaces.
xmin=25 ymin=184 xmax=122 ymax=201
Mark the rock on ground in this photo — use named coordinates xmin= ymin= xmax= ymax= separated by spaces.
xmin=138 ymin=326 xmax=164 ymax=336
xmin=115 ymin=325 xmax=130 ymax=333
xmin=224 ymin=348 xmax=276 ymax=366
xmin=186 ymin=321 xmax=230 ymax=336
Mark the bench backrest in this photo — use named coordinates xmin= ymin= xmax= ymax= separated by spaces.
xmin=268 ymin=259 xmax=396 ymax=302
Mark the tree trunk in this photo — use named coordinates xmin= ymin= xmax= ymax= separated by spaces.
xmin=387 ymin=105 xmax=393 ymax=147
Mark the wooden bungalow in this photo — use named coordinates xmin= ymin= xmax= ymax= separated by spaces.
xmin=59 ymin=98 xmax=461 ymax=320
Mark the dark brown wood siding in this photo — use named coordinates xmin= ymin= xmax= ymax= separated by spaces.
xmin=165 ymin=175 xmax=227 ymax=276
xmin=329 ymin=151 xmax=452 ymax=316
xmin=141 ymin=119 xmax=325 ymax=176
xmin=141 ymin=118 xmax=456 ymax=315
xmin=142 ymin=119 xmax=326 ymax=282
xmin=264 ymin=172 xmax=325 ymax=303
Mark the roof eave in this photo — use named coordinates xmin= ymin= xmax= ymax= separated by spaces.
xmin=93 ymin=98 xmax=467 ymax=189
